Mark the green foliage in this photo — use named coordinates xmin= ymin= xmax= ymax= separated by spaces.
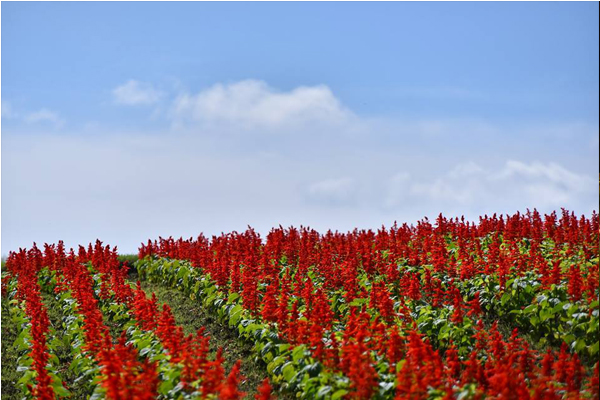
xmin=118 ymin=254 xmax=139 ymax=265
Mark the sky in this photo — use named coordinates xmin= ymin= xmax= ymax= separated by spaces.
xmin=1 ymin=2 xmax=599 ymax=255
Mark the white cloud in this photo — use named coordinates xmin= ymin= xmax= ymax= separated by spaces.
xmin=24 ymin=108 xmax=65 ymax=129
xmin=170 ymin=79 xmax=353 ymax=130
xmin=493 ymin=160 xmax=592 ymax=192
xmin=113 ymin=80 xmax=162 ymax=106
xmin=410 ymin=178 xmax=480 ymax=205
xmin=3 ymin=121 xmax=597 ymax=255
xmin=386 ymin=160 xmax=596 ymax=213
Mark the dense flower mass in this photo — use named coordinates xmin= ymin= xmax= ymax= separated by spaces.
xmin=138 ymin=209 xmax=599 ymax=399
xmin=2 ymin=209 xmax=599 ymax=399
xmin=98 ymin=333 xmax=159 ymax=400
xmin=7 ymin=246 xmax=57 ymax=400
xmin=3 ymin=240 xmax=246 ymax=400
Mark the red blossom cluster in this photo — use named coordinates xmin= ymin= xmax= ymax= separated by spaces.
xmin=340 ymin=309 xmax=380 ymax=399
xmin=98 ymin=333 xmax=159 ymax=400
xmin=6 ymin=247 xmax=57 ymax=400
xmin=6 ymin=242 xmax=159 ymax=399
xmin=5 ymin=207 xmax=598 ymax=399
xmin=140 ymin=210 xmax=598 ymax=310
xmin=255 ymin=378 xmax=273 ymax=400
xmin=137 ymin=209 xmax=598 ymax=399
xmin=6 ymin=241 xmax=253 ymax=399
xmin=391 ymin=323 xmax=595 ymax=400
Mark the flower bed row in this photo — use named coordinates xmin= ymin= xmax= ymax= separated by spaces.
xmin=3 ymin=249 xmax=68 ymax=400
xmin=3 ymin=241 xmax=268 ymax=400
xmin=136 ymin=210 xmax=599 ymax=399
xmin=136 ymin=257 xmax=342 ymax=399
xmin=136 ymin=255 xmax=600 ymax=399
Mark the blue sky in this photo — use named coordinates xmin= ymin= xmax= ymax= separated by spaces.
xmin=2 ymin=2 xmax=599 ymax=254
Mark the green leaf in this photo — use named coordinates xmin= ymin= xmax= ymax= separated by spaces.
xmin=261 ymin=342 xmax=274 ymax=357
xmin=277 ymin=343 xmax=290 ymax=353
xmin=539 ymin=307 xmax=552 ymax=322
xmin=292 ymin=345 xmax=306 ymax=362
xmin=303 ymin=362 xmax=322 ymax=377
xmin=229 ymin=312 xmax=242 ymax=327
xmin=136 ymin=337 xmax=153 ymax=350
xmin=267 ymin=356 xmax=286 ymax=374
xmin=500 ymin=292 xmax=511 ymax=307
xmin=159 ymin=379 xmax=174 ymax=394
xmin=140 ymin=346 xmax=153 ymax=357
xmin=317 ymin=386 xmax=332 ymax=398
xmin=228 ymin=292 xmax=240 ymax=303
xmin=332 ymin=389 xmax=348 ymax=400
xmin=523 ymin=304 xmax=537 ymax=314
xmin=228 ymin=305 xmax=243 ymax=327
xmin=17 ymin=370 xmax=35 ymax=385
xmin=396 ymin=359 xmax=406 ymax=373
xmin=438 ymin=324 xmax=450 ymax=340
xmin=204 ymin=293 xmax=217 ymax=308
xmin=349 ymin=298 xmax=367 ymax=307
xmin=229 ymin=304 xmax=243 ymax=316
xmin=572 ymin=339 xmax=586 ymax=353
xmin=282 ymin=362 xmax=296 ymax=382
xmin=53 ymin=382 xmax=71 ymax=398
xmin=553 ymin=302 xmax=567 ymax=314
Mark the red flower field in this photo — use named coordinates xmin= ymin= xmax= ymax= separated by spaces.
xmin=2 ymin=209 xmax=598 ymax=399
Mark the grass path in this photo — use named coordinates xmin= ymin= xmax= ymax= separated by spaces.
xmin=1 ymin=295 xmax=20 ymax=400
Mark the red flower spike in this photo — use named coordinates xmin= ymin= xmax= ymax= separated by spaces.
xmin=219 ymin=360 xmax=245 ymax=400
xmin=255 ymin=378 xmax=272 ymax=400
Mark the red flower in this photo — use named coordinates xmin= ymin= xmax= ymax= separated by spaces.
xmin=219 ymin=360 xmax=245 ymax=400
xmin=261 ymin=277 xmax=279 ymax=322
xmin=567 ymin=264 xmax=583 ymax=302
xmin=466 ymin=292 xmax=482 ymax=318
xmin=98 ymin=333 xmax=159 ymax=400
xmin=450 ymin=286 xmax=464 ymax=324
xmin=254 ymin=378 xmax=272 ymax=400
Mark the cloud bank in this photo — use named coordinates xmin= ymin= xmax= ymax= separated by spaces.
xmin=2 ymin=79 xmax=598 ymax=254
xmin=385 ymin=160 xmax=596 ymax=213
